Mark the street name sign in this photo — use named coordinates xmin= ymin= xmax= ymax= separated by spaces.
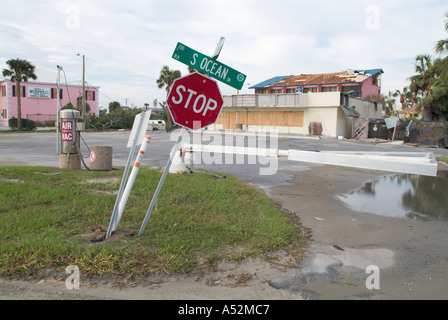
xmin=172 ymin=42 xmax=247 ymax=90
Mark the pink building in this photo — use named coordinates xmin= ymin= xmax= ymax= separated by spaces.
xmin=250 ymin=69 xmax=383 ymax=99
xmin=0 ymin=80 xmax=99 ymax=129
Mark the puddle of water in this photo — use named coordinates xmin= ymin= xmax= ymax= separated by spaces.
xmin=338 ymin=171 xmax=448 ymax=221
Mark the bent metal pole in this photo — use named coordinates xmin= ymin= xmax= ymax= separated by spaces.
xmin=112 ymin=135 xmax=151 ymax=232
xmin=106 ymin=112 xmax=147 ymax=239
xmin=139 ymin=127 xmax=185 ymax=235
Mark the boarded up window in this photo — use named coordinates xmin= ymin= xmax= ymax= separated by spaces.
xmin=217 ymin=111 xmax=304 ymax=129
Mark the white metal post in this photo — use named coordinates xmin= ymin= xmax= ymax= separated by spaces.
xmin=139 ymin=127 xmax=185 ymax=235
xmin=106 ymin=112 xmax=149 ymax=239
xmin=112 ymin=135 xmax=151 ymax=232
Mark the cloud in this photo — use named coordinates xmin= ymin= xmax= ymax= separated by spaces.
xmin=1 ymin=0 xmax=448 ymax=108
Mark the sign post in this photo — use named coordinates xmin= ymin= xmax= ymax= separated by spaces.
xmin=138 ymin=127 xmax=185 ymax=235
xmin=106 ymin=111 xmax=151 ymax=238
xmin=212 ymin=36 xmax=225 ymax=60
xmin=112 ymin=135 xmax=151 ymax=232
xmin=139 ymin=39 xmax=240 ymax=235
xmin=139 ymin=73 xmax=225 ymax=234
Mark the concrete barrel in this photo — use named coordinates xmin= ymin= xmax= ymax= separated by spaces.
xmin=90 ymin=146 xmax=113 ymax=171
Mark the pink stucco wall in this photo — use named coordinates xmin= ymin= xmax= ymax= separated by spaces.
xmin=360 ymin=76 xmax=381 ymax=98
xmin=1 ymin=80 xmax=99 ymax=127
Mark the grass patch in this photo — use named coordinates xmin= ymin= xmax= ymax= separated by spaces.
xmin=437 ymin=156 xmax=448 ymax=163
xmin=0 ymin=166 xmax=306 ymax=279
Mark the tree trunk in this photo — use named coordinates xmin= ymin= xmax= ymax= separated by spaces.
xmin=165 ymin=107 xmax=174 ymax=130
xmin=16 ymin=80 xmax=22 ymax=131
xmin=164 ymin=91 xmax=174 ymax=131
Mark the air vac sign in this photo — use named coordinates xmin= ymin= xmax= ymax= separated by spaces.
xmin=61 ymin=121 xmax=73 ymax=141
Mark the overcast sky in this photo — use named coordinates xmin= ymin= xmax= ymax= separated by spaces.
xmin=1 ymin=0 xmax=447 ymax=110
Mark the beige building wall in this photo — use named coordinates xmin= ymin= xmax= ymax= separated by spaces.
xmin=208 ymin=93 xmax=380 ymax=138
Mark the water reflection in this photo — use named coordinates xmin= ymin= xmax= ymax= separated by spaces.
xmin=338 ymin=171 xmax=448 ymax=221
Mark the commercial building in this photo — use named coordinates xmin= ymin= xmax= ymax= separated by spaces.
xmin=0 ymin=80 xmax=99 ymax=129
xmin=208 ymin=69 xmax=384 ymax=138
xmin=250 ymin=69 xmax=383 ymax=98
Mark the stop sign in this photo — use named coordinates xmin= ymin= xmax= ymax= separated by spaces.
xmin=167 ymin=72 xmax=224 ymax=130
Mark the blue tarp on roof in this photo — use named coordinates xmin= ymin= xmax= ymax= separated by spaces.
xmin=249 ymin=76 xmax=292 ymax=89
xmin=354 ymin=69 xmax=384 ymax=76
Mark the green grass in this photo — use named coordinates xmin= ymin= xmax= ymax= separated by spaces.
xmin=438 ymin=156 xmax=448 ymax=163
xmin=0 ymin=166 xmax=306 ymax=278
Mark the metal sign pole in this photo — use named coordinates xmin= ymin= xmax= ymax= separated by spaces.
xmin=56 ymin=65 xmax=62 ymax=154
xmin=139 ymin=127 xmax=185 ymax=235
xmin=106 ymin=111 xmax=149 ymax=239
xmin=138 ymin=38 xmax=232 ymax=235
xmin=106 ymin=143 xmax=136 ymax=239
xmin=112 ymin=135 xmax=151 ymax=232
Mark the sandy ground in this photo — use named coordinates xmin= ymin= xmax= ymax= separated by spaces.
xmin=1 ymin=163 xmax=447 ymax=300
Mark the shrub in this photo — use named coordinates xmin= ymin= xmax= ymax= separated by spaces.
xmin=8 ymin=117 xmax=36 ymax=131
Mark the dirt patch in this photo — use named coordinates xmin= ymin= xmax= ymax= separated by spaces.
xmin=0 ymin=177 xmax=24 ymax=184
xmin=83 ymin=177 xmax=120 ymax=184
xmin=77 ymin=229 xmax=135 ymax=245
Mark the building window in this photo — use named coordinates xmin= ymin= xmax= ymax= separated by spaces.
xmin=322 ymin=86 xmax=337 ymax=92
xmin=342 ymin=85 xmax=362 ymax=97
xmin=303 ymin=87 xmax=317 ymax=93
xmin=86 ymin=90 xmax=96 ymax=101
xmin=1 ymin=86 xmax=6 ymax=97
xmin=51 ymin=88 xmax=63 ymax=99
xmin=270 ymin=89 xmax=282 ymax=94
xmin=256 ymin=89 xmax=267 ymax=94
xmin=12 ymin=85 xmax=26 ymax=97
xmin=372 ymin=74 xmax=381 ymax=87
xmin=286 ymin=88 xmax=296 ymax=93
xmin=1 ymin=109 xmax=7 ymax=119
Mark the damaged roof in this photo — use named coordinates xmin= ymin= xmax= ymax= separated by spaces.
xmin=250 ymin=69 xmax=384 ymax=89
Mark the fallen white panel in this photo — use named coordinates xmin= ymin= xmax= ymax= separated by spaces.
xmin=183 ymin=143 xmax=279 ymax=157
xmin=183 ymin=143 xmax=438 ymax=177
xmin=288 ymin=149 xmax=438 ymax=177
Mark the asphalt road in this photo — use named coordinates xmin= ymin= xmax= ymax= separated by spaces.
xmin=1 ymin=129 xmax=448 ymax=300
xmin=1 ymin=129 xmax=446 ymax=189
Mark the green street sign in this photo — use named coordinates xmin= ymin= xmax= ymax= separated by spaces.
xmin=172 ymin=42 xmax=247 ymax=90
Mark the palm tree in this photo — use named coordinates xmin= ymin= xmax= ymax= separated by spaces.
xmin=384 ymin=91 xmax=396 ymax=116
xmin=2 ymin=59 xmax=37 ymax=130
xmin=435 ymin=10 xmax=448 ymax=74
xmin=156 ymin=65 xmax=181 ymax=129
xmin=409 ymin=54 xmax=445 ymax=120
xmin=393 ymin=87 xmax=414 ymax=110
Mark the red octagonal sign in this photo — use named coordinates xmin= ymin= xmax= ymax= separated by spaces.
xmin=167 ymin=72 xmax=224 ymax=130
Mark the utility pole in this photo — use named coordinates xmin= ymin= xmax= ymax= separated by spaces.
xmin=82 ymin=55 xmax=86 ymax=123
xmin=56 ymin=65 xmax=62 ymax=154
xmin=77 ymin=53 xmax=86 ymax=123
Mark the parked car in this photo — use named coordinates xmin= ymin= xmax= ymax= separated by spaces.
xmin=148 ymin=119 xmax=166 ymax=131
